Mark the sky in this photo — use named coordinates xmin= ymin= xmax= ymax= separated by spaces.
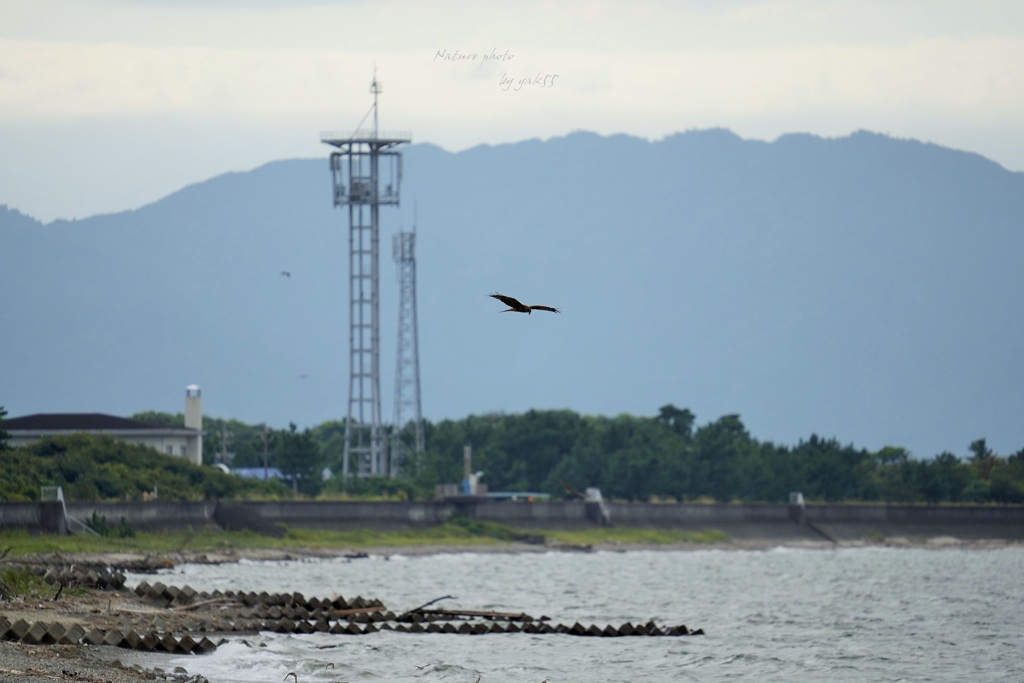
xmin=1 ymin=0 xmax=1023 ymax=223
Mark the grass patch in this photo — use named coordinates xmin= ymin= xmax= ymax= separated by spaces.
xmin=0 ymin=567 xmax=57 ymax=600
xmin=0 ymin=523 xmax=730 ymax=558
xmin=279 ymin=526 xmax=504 ymax=548
xmin=543 ymin=527 xmax=730 ymax=546
xmin=0 ymin=523 xmax=513 ymax=557
xmin=863 ymin=531 xmax=887 ymax=544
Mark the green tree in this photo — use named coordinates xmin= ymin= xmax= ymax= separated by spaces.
xmin=788 ymin=435 xmax=875 ymax=501
xmin=657 ymin=404 xmax=695 ymax=438
xmin=914 ymin=452 xmax=971 ymax=502
xmin=131 ymin=411 xmax=184 ymax=427
xmin=692 ymin=414 xmax=756 ymax=501
xmin=276 ymin=423 xmax=324 ymax=496
xmin=871 ymin=446 xmax=916 ymax=502
xmin=310 ymin=420 xmax=346 ymax=475
xmin=969 ymin=438 xmax=993 ymax=461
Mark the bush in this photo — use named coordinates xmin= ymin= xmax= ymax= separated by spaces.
xmin=85 ymin=511 xmax=135 ymax=538
xmin=1 ymin=434 xmax=286 ymax=502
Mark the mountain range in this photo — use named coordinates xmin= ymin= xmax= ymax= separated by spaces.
xmin=2 ymin=128 xmax=1022 ymax=459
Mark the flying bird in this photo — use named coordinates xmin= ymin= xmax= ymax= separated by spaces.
xmin=280 ymin=270 xmax=291 ymax=278
xmin=489 ymin=293 xmax=559 ymax=314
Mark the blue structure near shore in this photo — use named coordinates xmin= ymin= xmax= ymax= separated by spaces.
xmin=231 ymin=467 xmax=288 ymax=482
xmin=486 ymin=492 xmax=552 ymax=502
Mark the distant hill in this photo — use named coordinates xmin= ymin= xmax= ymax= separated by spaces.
xmin=2 ymin=129 xmax=1022 ymax=458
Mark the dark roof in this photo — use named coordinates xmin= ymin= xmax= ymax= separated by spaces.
xmin=4 ymin=413 xmax=190 ymax=432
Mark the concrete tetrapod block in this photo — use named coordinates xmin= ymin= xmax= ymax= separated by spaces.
xmin=82 ymin=628 xmax=107 ymax=646
xmin=102 ymin=629 xmax=125 ymax=647
xmin=195 ymin=637 xmax=219 ymax=654
xmin=6 ymin=619 xmax=32 ymax=641
xmin=120 ymin=631 xmax=142 ymax=651
xmin=272 ymin=619 xmax=296 ymax=634
xmin=156 ymin=633 xmax=179 ymax=653
xmin=177 ymin=634 xmax=198 ymax=653
xmin=22 ymin=621 xmax=51 ymax=645
xmin=175 ymin=584 xmax=198 ymax=605
xmin=43 ymin=622 xmax=67 ymax=644
xmin=139 ymin=632 xmax=160 ymax=651
xmin=62 ymin=624 xmax=87 ymax=645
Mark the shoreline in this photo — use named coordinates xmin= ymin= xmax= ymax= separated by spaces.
xmin=18 ymin=533 xmax=1023 ymax=565
xmin=3 ymin=537 xmax=1022 ymax=682
xmin=7 ymin=534 xmax=1024 ymax=580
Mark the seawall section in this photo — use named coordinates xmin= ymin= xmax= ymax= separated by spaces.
xmin=2 ymin=500 xmax=1022 ymax=542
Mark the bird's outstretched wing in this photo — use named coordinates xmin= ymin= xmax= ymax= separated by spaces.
xmin=489 ymin=293 xmax=528 ymax=311
xmin=529 ymin=305 xmax=560 ymax=313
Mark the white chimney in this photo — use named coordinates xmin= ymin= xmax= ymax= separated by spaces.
xmin=185 ymin=385 xmax=203 ymax=465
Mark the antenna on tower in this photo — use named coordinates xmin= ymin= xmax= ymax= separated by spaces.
xmin=370 ymin=63 xmax=381 ymax=136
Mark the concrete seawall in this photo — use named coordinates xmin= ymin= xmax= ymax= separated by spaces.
xmin=2 ymin=500 xmax=1022 ymax=542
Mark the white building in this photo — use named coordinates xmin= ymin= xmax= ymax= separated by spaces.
xmin=4 ymin=386 xmax=204 ymax=465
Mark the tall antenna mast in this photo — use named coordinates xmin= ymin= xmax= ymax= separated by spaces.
xmin=371 ymin=64 xmax=381 ymax=135
xmin=391 ymin=203 xmax=425 ymax=475
xmin=321 ymin=73 xmax=411 ymax=478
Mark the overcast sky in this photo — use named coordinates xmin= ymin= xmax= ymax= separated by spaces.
xmin=2 ymin=0 xmax=1022 ymax=222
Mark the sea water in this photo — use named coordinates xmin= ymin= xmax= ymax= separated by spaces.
xmin=127 ymin=546 xmax=1024 ymax=682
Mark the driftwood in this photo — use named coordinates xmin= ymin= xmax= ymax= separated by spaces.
xmin=329 ymin=605 xmax=386 ymax=617
xmin=419 ymin=608 xmax=543 ymax=622
xmin=397 ymin=594 xmax=549 ymax=622
xmin=171 ymin=597 xmax=237 ymax=612
xmin=397 ymin=594 xmax=455 ymax=620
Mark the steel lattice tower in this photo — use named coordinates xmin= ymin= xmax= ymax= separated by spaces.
xmin=390 ymin=218 xmax=424 ymax=476
xmin=321 ymin=75 xmax=410 ymax=478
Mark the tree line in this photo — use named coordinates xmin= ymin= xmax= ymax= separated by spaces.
xmin=410 ymin=406 xmax=1024 ymax=504
xmin=127 ymin=405 xmax=1024 ymax=503
xmin=2 ymin=404 xmax=1022 ymax=503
